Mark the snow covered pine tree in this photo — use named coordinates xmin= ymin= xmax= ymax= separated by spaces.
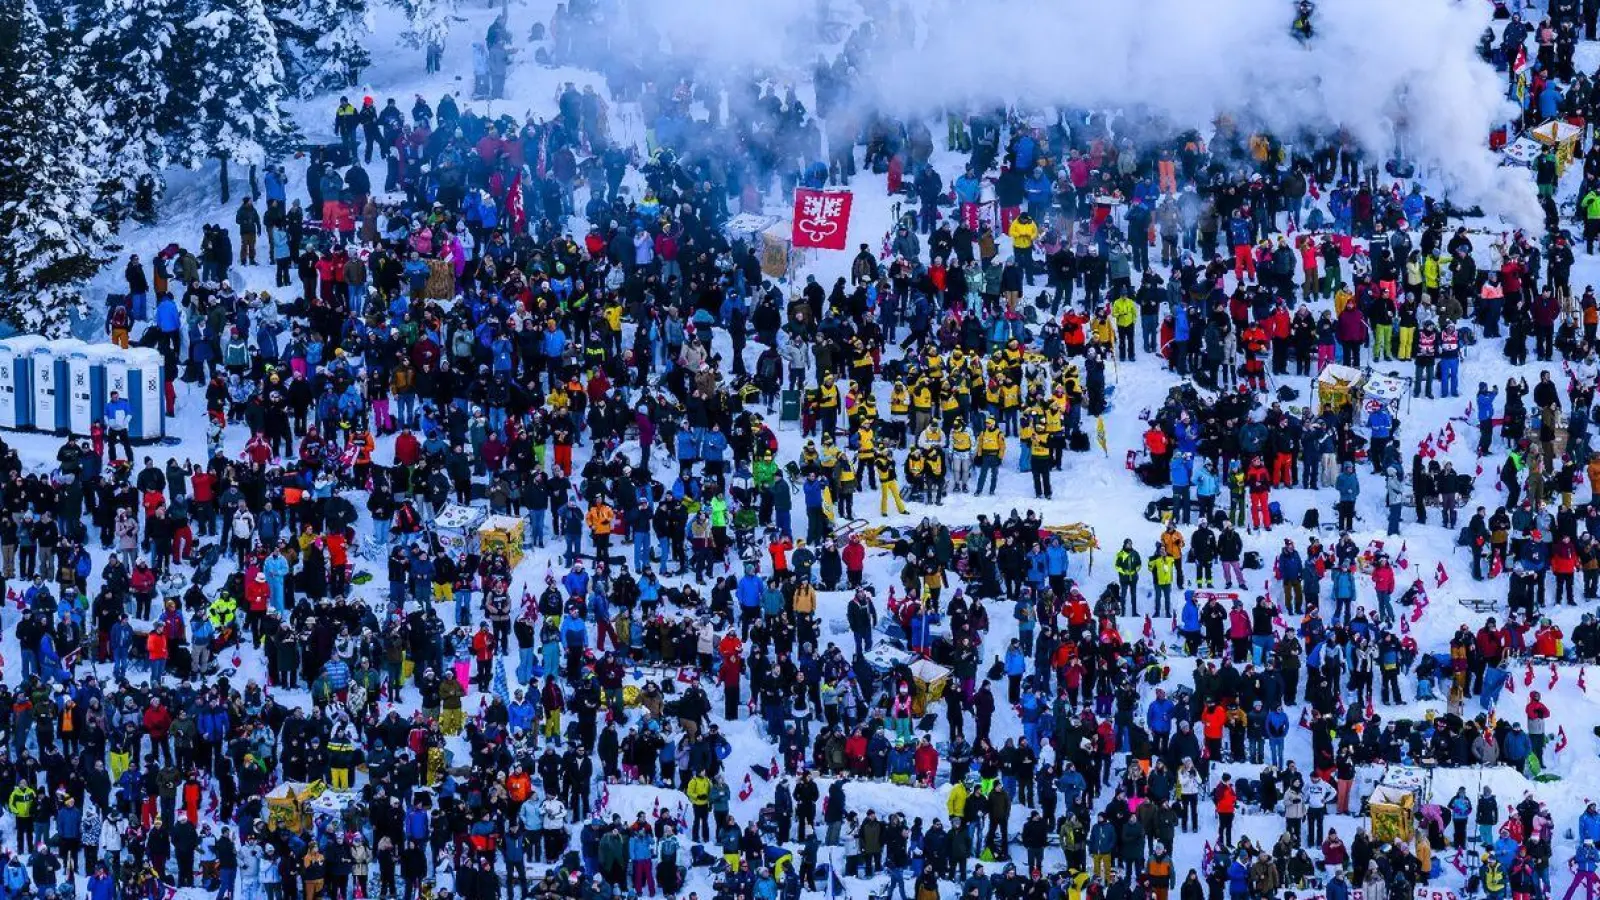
xmin=81 ymin=0 xmax=177 ymax=223
xmin=170 ymin=0 xmax=299 ymax=202
xmin=271 ymin=0 xmax=374 ymax=96
xmin=0 ymin=0 xmax=115 ymax=335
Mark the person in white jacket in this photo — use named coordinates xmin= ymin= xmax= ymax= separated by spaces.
xmin=98 ymin=809 xmax=124 ymax=878
xmin=540 ymin=795 xmax=568 ymax=861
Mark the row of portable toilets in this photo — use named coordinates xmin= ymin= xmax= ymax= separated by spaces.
xmin=0 ymin=337 xmax=165 ymax=441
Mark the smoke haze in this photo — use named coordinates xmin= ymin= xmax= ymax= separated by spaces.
xmin=627 ymin=0 xmax=1537 ymax=222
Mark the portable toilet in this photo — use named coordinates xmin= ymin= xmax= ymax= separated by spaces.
xmin=61 ymin=341 xmax=101 ymax=437
xmin=120 ymin=347 xmax=166 ymax=441
xmin=95 ymin=343 xmax=132 ymax=412
xmin=0 ymin=335 xmax=49 ymax=430
xmin=29 ymin=340 xmax=76 ymax=434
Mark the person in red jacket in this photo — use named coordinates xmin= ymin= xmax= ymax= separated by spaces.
xmin=1246 ymin=457 xmax=1273 ymax=531
xmin=1526 ymin=691 xmax=1552 ymax=762
xmin=843 ymin=535 xmax=866 ymax=587
xmin=1212 ymin=772 xmax=1238 ymax=845
xmin=913 ymin=738 xmax=940 ymax=786
xmin=1533 ymin=620 xmax=1564 ymax=659
xmin=1552 ymin=536 xmax=1579 ymax=605
xmin=190 ymin=466 xmax=218 ymax=538
xmin=143 ymin=697 xmax=174 ymax=764
xmin=844 ymin=729 xmax=869 ymax=775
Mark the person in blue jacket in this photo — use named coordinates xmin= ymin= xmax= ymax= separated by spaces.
xmin=1330 ymin=564 xmax=1357 ymax=623
xmin=700 ymin=426 xmax=729 ymax=475
xmin=1581 ymin=803 xmax=1600 ymax=847
xmin=1334 ymin=462 xmax=1361 ymax=531
xmin=1367 ymin=406 xmax=1395 ymax=474
xmin=1501 ymin=722 xmax=1532 ymax=772
xmin=508 ymin=690 xmax=537 ymax=733
xmin=1227 ymin=852 xmax=1251 ymax=899
xmin=1169 ymin=452 xmax=1193 ymax=525
xmin=1044 ymin=535 xmax=1070 ymax=592
xmin=1179 ymin=592 xmax=1202 ymax=654
xmin=1477 ymin=382 xmax=1500 ymax=455
xmin=1003 ymin=639 xmax=1027 ymax=703
xmin=1146 ymin=690 xmax=1175 ymax=751
xmin=737 ymin=564 xmax=764 ymax=630
xmin=1264 ymin=705 xmax=1290 ymax=767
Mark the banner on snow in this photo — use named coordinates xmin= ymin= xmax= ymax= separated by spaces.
xmin=791 ymin=189 xmax=853 ymax=250
xmin=1277 ymin=889 xmax=1364 ymax=900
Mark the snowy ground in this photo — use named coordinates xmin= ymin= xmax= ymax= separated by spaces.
xmin=32 ymin=0 xmax=1600 ymax=898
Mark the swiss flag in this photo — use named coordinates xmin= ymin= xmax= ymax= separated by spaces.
xmin=739 ymin=773 xmax=755 ymax=802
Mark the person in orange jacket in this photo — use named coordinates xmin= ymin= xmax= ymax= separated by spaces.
xmin=585 ymin=499 xmax=616 ymax=560
xmin=1200 ymin=701 xmax=1228 ymax=760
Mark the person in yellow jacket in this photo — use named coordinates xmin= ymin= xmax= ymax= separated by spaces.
xmin=975 ymin=418 xmax=1005 ymax=495
xmin=876 ymin=453 xmax=908 ymax=516
xmin=889 ymin=381 xmax=910 ymax=420
xmin=910 ymin=382 xmax=935 ymax=437
xmin=1111 ymin=294 xmax=1139 ymax=361
xmin=856 ymin=425 xmax=878 ymax=488
xmin=924 ymin=447 xmax=946 ymax=505
xmin=686 ymin=774 xmax=713 ymax=841
xmin=1000 ymin=378 xmax=1022 ymax=432
xmin=1147 ymin=547 xmax=1176 ymax=617
xmin=9 ymin=782 xmax=35 ymax=842
xmin=1089 ymin=310 xmax=1115 ymax=352
xmin=1009 ymin=212 xmax=1039 ymax=284
xmin=940 ymin=388 xmax=963 ymax=428
xmin=1029 ymin=431 xmax=1053 ymax=499
xmin=949 ymin=419 xmax=975 ymax=492
xmin=1044 ymin=405 xmax=1066 ymax=467
xmin=833 ymin=454 xmax=857 ymax=519
xmin=947 ymin=779 xmax=969 ymax=824
xmin=909 ymin=448 xmax=933 ymax=503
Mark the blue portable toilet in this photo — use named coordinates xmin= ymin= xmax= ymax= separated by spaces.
xmin=0 ymin=335 xmax=48 ymax=429
xmin=103 ymin=346 xmax=165 ymax=441
xmin=63 ymin=343 xmax=103 ymax=438
xmin=29 ymin=339 xmax=80 ymax=434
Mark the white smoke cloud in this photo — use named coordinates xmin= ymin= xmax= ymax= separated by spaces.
xmin=627 ymin=0 xmax=1537 ymax=224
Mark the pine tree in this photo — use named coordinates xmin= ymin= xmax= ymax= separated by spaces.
xmin=172 ymin=0 xmax=299 ymax=201
xmin=81 ymin=0 xmax=177 ymax=223
xmin=0 ymin=0 xmax=117 ymax=336
xmin=274 ymin=0 xmax=373 ymax=97
xmin=392 ymin=0 xmax=453 ymax=60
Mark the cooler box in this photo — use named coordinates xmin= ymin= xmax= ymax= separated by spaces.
xmin=477 ymin=514 xmax=526 ymax=568
xmin=0 ymin=336 xmax=49 ymax=429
